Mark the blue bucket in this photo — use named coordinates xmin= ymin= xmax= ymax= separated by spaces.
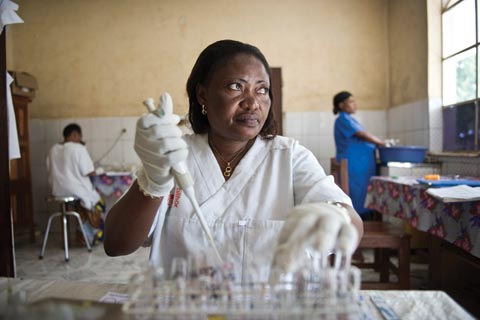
xmin=378 ymin=146 xmax=427 ymax=163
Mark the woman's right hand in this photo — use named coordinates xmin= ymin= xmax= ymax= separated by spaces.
xmin=134 ymin=93 xmax=189 ymax=198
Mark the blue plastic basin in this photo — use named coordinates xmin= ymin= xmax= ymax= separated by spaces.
xmin=378 ymin=146 xmax=427 ymax=163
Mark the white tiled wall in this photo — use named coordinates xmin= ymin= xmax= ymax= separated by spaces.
xmin=283 ymin=110 xmax=387 ymax=173
xmin=386 ymin=99 xmax=430 ymax=148
xmin=428 ymin=97 xmax=443 ymax=153
xmin=29 ymin=101 xmax=476 ymax=231
xmin=384 ymin=97 xmax=480 ymax=176
xmin=30 ymin=117 xmax=140 ymax=229
xmin=283 ymin=99 xmax=436 ymax=173
xmin=33 ymin=112 xmax=388 ymax=227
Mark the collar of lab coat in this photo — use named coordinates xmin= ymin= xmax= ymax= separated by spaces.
xmin=186 ymin=133 xmax=272 ymax=222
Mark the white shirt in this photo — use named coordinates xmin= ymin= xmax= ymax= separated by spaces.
xmin=47 ymin=142 xmax=100 ymax=210
xmin=150 ymin=134 xmax=352 ymax=282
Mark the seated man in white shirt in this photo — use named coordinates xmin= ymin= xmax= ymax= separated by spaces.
xmin=47 ymin=123 xmax=104 ymax=246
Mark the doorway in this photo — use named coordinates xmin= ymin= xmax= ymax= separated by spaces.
xmin=270 ymin=67 xmax=283 ymax=135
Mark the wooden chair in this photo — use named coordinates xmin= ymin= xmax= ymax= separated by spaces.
xmin=330 ymin=157 xmax=411 ymax=289
xmin=330 ymin=157 xmax=349 ymax=195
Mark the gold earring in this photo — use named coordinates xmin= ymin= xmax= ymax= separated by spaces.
xmin=201 ymin=105 xmax=207 ymax=115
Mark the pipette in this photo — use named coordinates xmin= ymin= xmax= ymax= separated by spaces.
xmin=143 ymin=93 xmax=223 ymax=265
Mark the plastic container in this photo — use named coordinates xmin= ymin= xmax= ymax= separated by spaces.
xmin=378 ymin=146 xmax=428 ymax=163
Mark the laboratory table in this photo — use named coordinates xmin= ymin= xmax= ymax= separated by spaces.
xmin=0 ymin=277 xmax=474 ymax=319
xmin=364 ymin=175 xmax=480 ymax=309
xmin=364 ymin=176 xmax=480 ymax=259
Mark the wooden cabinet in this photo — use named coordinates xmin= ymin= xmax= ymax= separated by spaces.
xmin=9 ymin=95 xmax=35 ymax=242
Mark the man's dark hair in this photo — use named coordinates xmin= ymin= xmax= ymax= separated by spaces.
xmin=186 ymin=39 xmax=277 ymax=138
xmin=63 ymin=123 xmax=82 ymax=139
xmin=333 ymin=91 xmax=352 ymax=115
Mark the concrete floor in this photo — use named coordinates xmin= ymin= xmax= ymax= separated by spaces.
xmin=12 ymin=233 xmax=430 ymax=289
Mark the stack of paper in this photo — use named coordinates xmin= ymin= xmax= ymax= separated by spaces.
xmin=426 ymin=185 xmax=480 ymax=203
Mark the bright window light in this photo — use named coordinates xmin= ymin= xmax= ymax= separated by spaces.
xmin=443 ymin=0 xmax=475 ymax=58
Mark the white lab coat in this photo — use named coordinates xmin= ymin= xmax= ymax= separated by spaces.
xmin=47 ymin=142 xmax=100 ymax=210
xmin=149 ymin=134 xmax=352 ymax=282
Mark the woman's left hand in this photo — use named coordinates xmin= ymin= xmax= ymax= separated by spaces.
xmin=270 ymin=202 xmax=358 ymax=277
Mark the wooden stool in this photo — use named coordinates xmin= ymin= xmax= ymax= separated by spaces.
xmin=330 ymin=158 xmax=411 ymax=289
xmin=39 ymin=196 xmax=92 ymax=261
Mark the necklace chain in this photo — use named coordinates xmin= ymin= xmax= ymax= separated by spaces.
xmin=209 ymin=138 xmax=248 ymax=177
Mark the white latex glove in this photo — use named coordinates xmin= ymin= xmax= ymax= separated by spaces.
xmin=134 ymin=93 xmax=188 ymax=198
xmin=271 ymin=202 xmax=358 ymax=277
xmin=384 ymin=138 xmax=399 ymax=147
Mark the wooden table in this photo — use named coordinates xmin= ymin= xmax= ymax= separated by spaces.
xmin=364 ymin=176 xmax=480 ymax=259
xmin=0 ymin=277 xmax=474 ymax=319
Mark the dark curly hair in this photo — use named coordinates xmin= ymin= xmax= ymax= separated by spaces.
xmin=186 ymin=39 xmax=277 ymax=138
xmin=63 ymin=123 xmax=82 ymax=139
xmin=333 ymin=91 xmax=352 ymax=115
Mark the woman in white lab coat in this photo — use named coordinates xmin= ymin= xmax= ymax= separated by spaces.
xmin=104 ymin=40 xmax=363 ymax=281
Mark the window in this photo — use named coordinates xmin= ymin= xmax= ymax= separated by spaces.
xmin=442 ymin=0 xmax=479 ymax=151
xmin=443 ymin=101 xmax=476 ymax=150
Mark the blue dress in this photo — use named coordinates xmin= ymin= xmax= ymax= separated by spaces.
xmin=334 ymin=112 xmax=376 ymax=215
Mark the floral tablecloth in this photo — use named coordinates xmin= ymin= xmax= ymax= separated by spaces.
xmin=91 ymin=172 xmax=134 ymax=198
xmin=365 ymin=176 xmax=480 ymax=259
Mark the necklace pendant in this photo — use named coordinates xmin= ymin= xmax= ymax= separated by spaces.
xmin=224 ymin=164 xmax=232 ymax=177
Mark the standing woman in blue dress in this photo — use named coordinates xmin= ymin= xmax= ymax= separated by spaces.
xmin=333 ymin=91 xmax=386 ymax=218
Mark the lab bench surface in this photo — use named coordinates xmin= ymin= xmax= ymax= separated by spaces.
xmin=0 ymin=277 xmax=474 ymax=319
